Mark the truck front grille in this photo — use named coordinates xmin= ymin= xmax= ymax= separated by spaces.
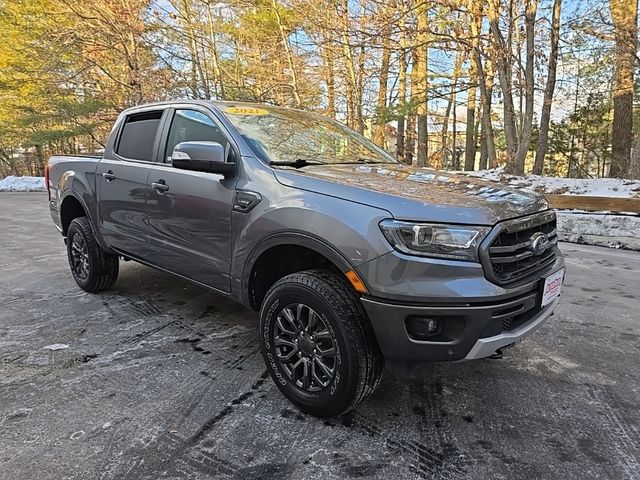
xmin=482 ymin=211 xmax=558 ymax=285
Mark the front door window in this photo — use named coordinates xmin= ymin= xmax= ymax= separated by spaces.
xmin=165 ymin=110 xmax=229 ymax=162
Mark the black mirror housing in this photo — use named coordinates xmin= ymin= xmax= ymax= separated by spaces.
xmin=172 ymin=141 xmax=235 ymax=177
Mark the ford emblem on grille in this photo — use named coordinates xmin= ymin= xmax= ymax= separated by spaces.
xmin=530 ymin=232 xmax=550 ymax=256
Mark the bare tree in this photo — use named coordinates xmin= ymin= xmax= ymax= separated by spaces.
xmin=273 ymin=0 xmax=303 ymax=107
xmin=470 ymin=0 xmax=497 ymax=169
xmin=513 ymin=0 xmax=538 ymax=175
xmin=442 ymin=50 xmax=463 ymax=168
xmin=609 ymin=0 xmax=638 ymax=177
xmin=488 ymin=0 xmax=518 ymax=170
xmin=533 ymin=0 xmax=561 ymax=175
xmin=413 ymin=1 xmax=429 ymax=167
xmin=396 ymin=38 xmax=409 ymax=163
xmin=373 ymin=3 xmax=393 ymax=146
xmin=464 ymin=2 xmax=481 ymax=171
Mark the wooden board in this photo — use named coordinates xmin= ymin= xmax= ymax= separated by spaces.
xmin=545 ymin=194 xmax=640 ymax=215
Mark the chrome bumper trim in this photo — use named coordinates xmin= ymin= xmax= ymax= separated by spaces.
xmin=463 ymin=297 xmax=559 ymax=360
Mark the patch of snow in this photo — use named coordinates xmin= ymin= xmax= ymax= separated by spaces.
xmin=43 ymin=343 xmax=69 ymax=351
xmin=0 ymin=176 xmax=46 ymax=192
xmin=462 ymin=168 xmax=640 ymax=198
xmin=557 ymin=212 xmax=640 ymax=250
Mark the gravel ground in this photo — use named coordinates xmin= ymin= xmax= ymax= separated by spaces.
xmin=1 ymin=192 xmax=639 ymax=480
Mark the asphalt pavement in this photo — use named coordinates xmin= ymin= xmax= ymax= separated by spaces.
xmin=1 ymin=192 xmax=639 ymax=479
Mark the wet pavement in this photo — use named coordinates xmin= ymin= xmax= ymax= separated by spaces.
xmin=1 ymin=192 xmax=639 ymax=479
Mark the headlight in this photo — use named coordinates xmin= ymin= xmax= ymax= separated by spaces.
xmin=379 ymin=220 xmax=490 ymax=261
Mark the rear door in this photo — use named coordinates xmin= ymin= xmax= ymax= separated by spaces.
xmin=145 ymin=107 xmax=237 ymax=293
xmin=96 ymin=109 xmax=166 ymax=256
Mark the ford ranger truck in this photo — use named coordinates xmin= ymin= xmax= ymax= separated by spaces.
xmin=46 ymin=101 xmax=565 ymax=417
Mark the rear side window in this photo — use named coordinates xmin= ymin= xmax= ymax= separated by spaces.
xmin=116 ymin=110 xmax=163 ymax=161
xmin=165 ymin=109 xmax=229 ymax=162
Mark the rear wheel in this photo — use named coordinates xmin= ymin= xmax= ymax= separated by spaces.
xmin=66 ymin=216 xmax=119 ymax=292
xmin=259 ymin=269 xmax=383 ymax=417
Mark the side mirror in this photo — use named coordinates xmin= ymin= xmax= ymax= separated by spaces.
xmin=172 ymin=141 xmax=235 ymax=177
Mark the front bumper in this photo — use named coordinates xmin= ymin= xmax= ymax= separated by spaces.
xmin=463 ymin=298 xmax=558 ymax=359
xmin=360 ymin=275 xmax=562 ymax=363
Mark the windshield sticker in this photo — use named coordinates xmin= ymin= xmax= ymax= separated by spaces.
xmin=225 ymin=106 xmax=269 ymax=116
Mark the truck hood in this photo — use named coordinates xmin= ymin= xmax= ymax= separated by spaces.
xmin=273 ymin=163 xmax=550 ymax=225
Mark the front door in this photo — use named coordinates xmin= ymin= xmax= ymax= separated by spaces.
xmin=96 ymin=109 xmax=165 ymax=257
xmin=145 ymin=108 xmax=236 ymax=293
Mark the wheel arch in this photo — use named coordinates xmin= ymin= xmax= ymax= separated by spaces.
xmin=58 ymin=191 xmax=110 ymax=252
xmin=242 ymin=232 xmax=365 ymax=310
xmin=60 ymin=194 xmax=88 ymax=236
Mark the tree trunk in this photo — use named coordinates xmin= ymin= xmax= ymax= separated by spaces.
xmin=181 ymin=0 xmax=209 ymax=99
xmin=396 ymin=43 xmax=408 ymax=163
xmin=406 ymin=112 xmax=415 ymax=165
xmin=452 ymin=90 xmax=459 ymax=169
xmin=464 ymin=3 xmax=482 ymax=171
xmin=463 ymin=85 xmax=478 ymax=170
xmin=413 ymin=2 xmax=429 ymax=167
xmin=355 ymin=0 xmax=367 ymax=135
xmin=340 ymin=0 xmax=357 ymax=130
xmin=473 ymin=106 xmax=482 ymax=167
xmin=273 ymin=0 xmax=302 ymax=108
xmin=488 ymin=0 xmax=518 ymax=170
xmin=442 ymin=50 xmax=463 ymax=168
xmin=441 ymin=92 xmax=453 ymax=167
xmin=323 ymin=45 xmax=337 ymax=118
xmin=630 ymin=131 xmax=640 ymax=178
xmin=479 ymin=119 xmax=488 ymax=170
xmin=609 ymin=0 xmax=638 ymax=177
xmin=373 ymin=25 xmax=391 ymax=146
xmin=478 ymin=79 xmax=496 ymax=170
xmin=470 ymin=1 xmax=497 ymax=169
xmin=205 ymin=1 xmax=225 ymax=99
xmin=533 ymin=0 xmax=561 ymax=175
xmin=125 ymin=30 xmax=144 ymax=105
xmin=513 ymin=0 xmax=538 ymax=175
xmin=34 ymin=144 xmax=44 ymax=176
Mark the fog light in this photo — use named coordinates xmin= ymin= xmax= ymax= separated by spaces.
xmin=426 ymin=318 xmax=439 ymax=334
xmin=405 ymin=316 xmax=442 ymax=340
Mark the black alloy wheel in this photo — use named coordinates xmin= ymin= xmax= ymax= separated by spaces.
xmin=65 ymin=216 xmax=119 ymax=292
xmin=259 ymin=269 xmax=384 ymax=417
xmin=70 ymin=232 xmax=90 ymax=280
xmin=273 ymin=303 xmax=337 ymax=392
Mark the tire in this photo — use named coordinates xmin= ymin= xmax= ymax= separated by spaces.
xmin=259 ymin=269 xmax=383 ymax=417
xmin=66 ymin=216 xmax=119 ymax=293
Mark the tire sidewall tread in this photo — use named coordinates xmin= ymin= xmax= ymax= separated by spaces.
xmin=259 ymin=269 xmax=383 ymax=417
xmin=66 ymin=216 xmax=118 ymax=293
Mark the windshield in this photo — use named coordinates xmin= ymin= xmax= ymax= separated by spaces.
xmin=220 ymin=105 xmax=396 ymax=165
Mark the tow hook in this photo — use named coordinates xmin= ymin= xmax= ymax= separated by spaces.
xmin=488 ymin=349 xmax=504 ymax=360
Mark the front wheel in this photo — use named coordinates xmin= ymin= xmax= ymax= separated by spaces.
xmin=66 ymin=216 xmax=119 ymax=293
xmin=259 ymin=270 xmax=383 ymax=417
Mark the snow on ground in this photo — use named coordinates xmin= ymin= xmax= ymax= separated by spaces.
xmin=464 ymin=166 xmax=640 ymax=198
xmin=557 ymin=212 xmax=640 ymax=250
xmin=0 ymin=176 xmax=46 ymax=192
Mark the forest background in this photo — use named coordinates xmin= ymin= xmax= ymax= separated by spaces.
xmin=1 ymin=0 xmax=638 ymax=180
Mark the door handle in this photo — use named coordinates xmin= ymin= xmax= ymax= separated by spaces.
xmin=151 ymin=181 xmax=169 ymax=193
xmin=102 ymin=170 xmax=116 ymax=182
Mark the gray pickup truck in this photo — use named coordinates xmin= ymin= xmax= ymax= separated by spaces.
xmin=46 ymin=100 xmax=564 ymax=416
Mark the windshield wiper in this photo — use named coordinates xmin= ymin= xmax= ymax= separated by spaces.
xmin=269 ymin=159 xmax=327 ymax=168
xmin=329 ymin=158 xmax=396 ymax=165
